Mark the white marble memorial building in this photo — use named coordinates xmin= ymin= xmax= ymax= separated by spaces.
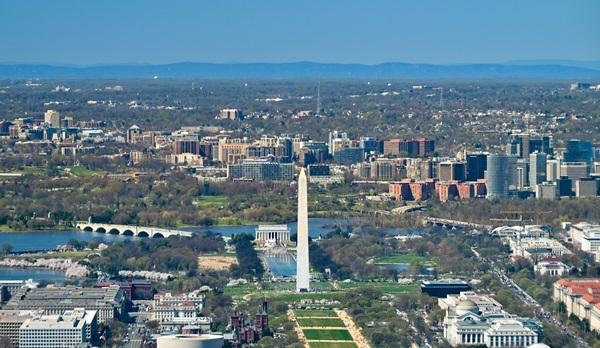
xmin=255 ymin=225 xmax=291 ymax=244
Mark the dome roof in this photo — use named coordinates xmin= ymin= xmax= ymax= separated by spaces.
xmin=527 ymin=344 xmax=550 ymax=348
xmin=456 ymin=300 xmax=479 ymax=315
xmin=457 ymin=300 xmax=477 ymax=308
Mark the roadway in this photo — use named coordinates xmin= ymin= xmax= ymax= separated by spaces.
xmin=471 ymin=248 xmax=589 ymax=348
xmin=125 ymin=307 xmax=151 ymax=348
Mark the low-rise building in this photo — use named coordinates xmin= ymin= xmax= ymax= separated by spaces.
xmin=570 ymin=222 xmax=600 ymax=261
xmin=534 ymin=258 xmax=569 ymax=276
xmin=4 ymin=285 xmax=124 ymax=323
xmin=554 ymin=278 xmax=600 ymax=333
xmin=19 ymin=309 xmax=96 ymax=348
xmin=0 ymin=310 xmax=43 ymax=347
xmin=420 ymin=279 xmax=471 ymax=298
xmin=443 ymin=295 xmax=541 ymax=347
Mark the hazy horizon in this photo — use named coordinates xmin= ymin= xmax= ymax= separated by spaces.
xmin=1 ymin=1 xmax=599 ymax=66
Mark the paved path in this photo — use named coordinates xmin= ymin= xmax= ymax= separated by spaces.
xmin=287 ymin=309 xmax=310 ymax=348
xmin=335 ymin=309 xmax=370 ymax=348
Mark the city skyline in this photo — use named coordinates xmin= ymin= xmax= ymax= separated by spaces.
xmin=1 ymin=1 xmax=599 ymax=66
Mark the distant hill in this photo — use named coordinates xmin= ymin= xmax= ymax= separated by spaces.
xmin=503 ymin=60 xmax=600 ymax=72
xmin=1 ymin=62 xmax=600 ymax=79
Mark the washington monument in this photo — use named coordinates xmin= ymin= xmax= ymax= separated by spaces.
xmin=296 ymin=169 xmax=310 ymax=292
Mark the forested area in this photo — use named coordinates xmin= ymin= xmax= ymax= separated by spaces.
xmin=91 ymin=232 xmax=223 ymax=275
xmin=2 ymin=79 xmax=600 ymax=155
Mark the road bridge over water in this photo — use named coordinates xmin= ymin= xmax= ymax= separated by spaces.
xmin=422 ymin=217 xmax=492 ymax=231
xmin=75 ymin=222 xmax=193 ymax=238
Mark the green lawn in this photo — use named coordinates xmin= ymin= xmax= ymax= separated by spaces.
xmin=303 ymin=329 xmax=353 ymax=341
xmin=262 ymin=281 xmax=334 ymax=292
xmin=294 ymin=310 xmax=339 ymax=318
xmin=195 ymin=196 xmax=231 ymax=209
xmin=376 ymin=252 xmax=428 ymax=264
xmin=309 ymin=343 xmax=358 ymax=348
xmin=222 ymin=283 xmax=258 ymax=296
xmin=248 ymin=291 xmax=341 ymax=303
xmin=297 ymin=318 xmax=345 ymax=327
xmin=337 ymin=282 xmax=419 ymax=294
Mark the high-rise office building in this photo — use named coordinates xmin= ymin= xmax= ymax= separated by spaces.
xmin=220 ymin=109 xmax=243 ymax=120
xmin=227 ymin=159 xmax=293 ymax=181
xmin=529 ymin=152 xmax=547 ymax=190
xmin=466 ymin=153 xmax=487 ymax=181
xmin=44 ymin=110 xmax=60 ymax=128
xmin=438 ymin=162 xmax=466 ymax=182
xmin=126 ymin=125 xmax=142 ymax=144
xmin=486 ymin=154 xmax=517 ymax=199
xmin=328 ymin=131 xmax=349 ymax=157
xmin=564 ymin=140 xmax=593 ymax=165
xmin=561 ymin=162 xmax=589 ymax=189
xmin=546 ymin=158 xmax=561 ymax=182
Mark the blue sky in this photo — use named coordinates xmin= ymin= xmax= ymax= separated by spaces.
xmin=1 ymin=0 xmax=598 ymax=65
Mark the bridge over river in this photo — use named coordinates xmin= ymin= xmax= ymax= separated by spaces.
xmin=75 ymin=222 xmax=193 ymax=238
xmin=422 ymin=217 xmax=492 ymax=231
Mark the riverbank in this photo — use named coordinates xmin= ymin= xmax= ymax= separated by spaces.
xmin=0 ymin=225 xmax=78 ymax=233
xmin=0 ymin=257 xmax=91 ymax=278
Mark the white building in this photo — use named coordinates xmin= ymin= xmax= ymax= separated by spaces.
xmin=571 ymin=222 xmax=600 ymax=261
xmin=152 ymin=292 xmax=205 ymax=322
xmin=509 ymin=237 xmax=572 ymax=260
xmin=444 ymin=297 xmax=541 ymax=347
xmin=534 ymin=258 xmax=568 ymax=276
xmin=19 ymin=310 xmax=96 ymax=348
xmin=438 ymin=291 xmax=502 ymax=311
xmin=44 ymin=110 xmax=60 ymax=128
xmin=328 ymin=131 xmax=349 ymax=157
xmin=255 ymin=225 xmax=291 ymax=244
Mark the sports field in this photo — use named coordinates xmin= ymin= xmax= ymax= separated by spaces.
xmin=303 ymin=329 xmax=353 ymax=341
xmin=294 ymin=310 xmax=339 ymax=317
xmin=309 ymin=343 xmax=358 ymax=348
xmin=297 ymin=318 xmax=345 ymax=327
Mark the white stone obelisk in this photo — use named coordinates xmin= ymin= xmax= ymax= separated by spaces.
xmin=296 ymin=169 xmax=310 ymax=292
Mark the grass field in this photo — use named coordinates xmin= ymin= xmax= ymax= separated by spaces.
xmin=376 ymin=252 xmax=428 ymax=264
xmin=303 ymin=329 xmax=353 ymax=341
xmin=222 ymin=283 xmax=258 ymax=296
xmin=261 ymin=292 xmax=341 ymax=303
xmin=336 ymin=281 xmax=419 ymax=294
xmin=309 ymin=343 xmax=358 ymax=348
xmin=195 ymin=196 xmax=231 ymax=209
xmin=297 ymin=318 xmax=345 ymax=327
xmin=294 ymin=310 xmax=339 ymax=318
xmin=261 ymin=281 xmax=334 ymax=292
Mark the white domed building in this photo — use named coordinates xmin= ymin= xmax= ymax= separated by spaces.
xmin=444 ymin=299 xmax=542 ymax=347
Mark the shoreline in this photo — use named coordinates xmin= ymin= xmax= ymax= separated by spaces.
xmin=0 ymin=227 xmax=79 ymax=234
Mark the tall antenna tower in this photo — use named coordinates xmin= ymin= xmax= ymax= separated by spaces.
xmin=440 ymin=87 xmax=444 ymax=109
xmin=316 ymin=81 xmax=321 ymax=116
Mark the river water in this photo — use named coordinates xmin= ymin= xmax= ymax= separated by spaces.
xmin=0 ymin=267 xmax=66 ymax=281
xmin=0 ymin=219 xmax=412 ymax=280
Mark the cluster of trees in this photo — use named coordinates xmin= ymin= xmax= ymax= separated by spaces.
xmin=229 ymin=233 xmax=265 ymax=279
xmin=424 ymin=197 xmax=600 ymax=232
xmin=91 ymin=232 xmax=223 ymax=275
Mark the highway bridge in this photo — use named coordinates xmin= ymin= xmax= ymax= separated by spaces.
xmin=75 ymin=222 xmax=193 ymax=238
xmin=422 ymin=217 xmax=492 ymax=231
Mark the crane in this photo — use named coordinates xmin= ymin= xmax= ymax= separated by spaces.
xmin=495 ymin=210 xmax=552 ymax=245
